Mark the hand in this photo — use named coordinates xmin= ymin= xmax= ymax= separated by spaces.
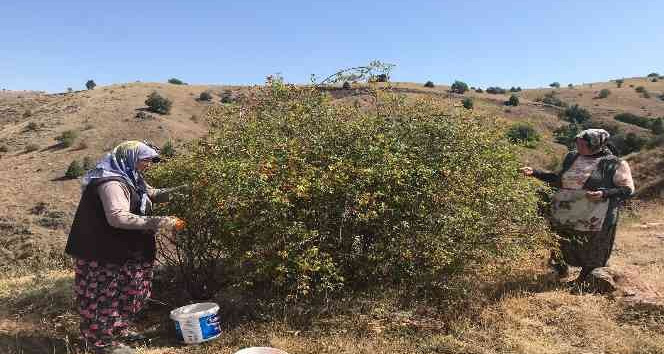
xmin=585 ymin=191 xmax=604 ymax=201
xmin=161 ymin=216 xmax=186 ymax=232
xmin=520 ymin=167 xmax=534 ymax=177
xmin=174 ymin=217 xmax=186 ymax=231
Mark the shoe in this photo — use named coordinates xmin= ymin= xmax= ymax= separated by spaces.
xmin=95 ymin=344 xmax=136 ymax=354
xmin=121 ymin=331 xmax=147 ymax=343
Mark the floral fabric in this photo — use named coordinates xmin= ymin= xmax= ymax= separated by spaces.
xmin=73 ymin=258 xmax=154 ymax=348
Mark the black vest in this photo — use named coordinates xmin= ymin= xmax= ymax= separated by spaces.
xmin=65 ymin=177 xmax=156 ymax=264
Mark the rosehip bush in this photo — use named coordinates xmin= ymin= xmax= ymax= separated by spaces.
xmin=149 ymin=81 xmax=548 ymax=301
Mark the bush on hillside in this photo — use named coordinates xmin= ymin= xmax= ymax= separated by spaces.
xmin=475 ymin=88 xmax=484 ymax=93
xmin=462 ymin=97 xmax=474 ymax=109
xmin=168 ymin=78 xmax=187 ymax=85
xmin=148 ymin=82 xmax=548 ymax=301
xmin=342 ymin=81 xmax=352 ymax=90
xmin=567 ymin=84 xmax=573 ymax=88
xmin=647 ymin=72 xmax=659 ymax=78
xmin=598 ymin=89 xmax=611 ymax=99
xmin=615 ymin=79 xmax=624 ymax=88
xmin=651 ymin=77 xmax=658 ymax=83
xmin=553 ymin=123 xmax=581 ymax=148
xmin=549 ymin=82 xmax=560 ymax=88
xmin=614 ymin=112 xmax=653 ymax=130
xmin=220 ymin=90 xmax=234 ymax=104
xmin=507 ymin=123 xmax=540 ymax=148
xmin=424 ymin=81 xmax=435 ymax=88
xmin=82 ymin=156 xmax=95 ymax=170
xmin=450 ymin=80 xmax=469 ymax=94
xmin=85 ymin=80 xmax=96 ymax=90
xmin=161 ymin=140 xmax=176 ymax=157
xmin=65 ymin=160 xmax=85 ymax=179
xmin=536 ymin=91 xmax=567 ymax=107
xmin=506 ymin=94 xmax=520 ymax=106
xmin=561 ymin=104 xmax=591 ymax=125
xmin=145 ymin=91 xmax=172 ymax=114
xmin=651 ymin=118 xmax=664 ymax=135
xmin=199 ymin=91 xmax=213 ymax=101
xmin=635 ymin=86 xmax=646 ymax=93
xmin=486 ymin=87 xmax=506 ymax=94
xmin=57 ymin=130 xmax=78 ymax=148
xmin=611 ymin=132 xmax=647 ymax=155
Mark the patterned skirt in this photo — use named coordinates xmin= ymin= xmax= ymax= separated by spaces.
xmin=73 ymin=258 xmax=154 ymax=348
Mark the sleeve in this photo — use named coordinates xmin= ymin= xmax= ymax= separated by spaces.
xmin=532 ymin=169 xmax=561 ymax=185
xmin=603 ymin=160 xmax=634 ymax=199
xmin=146 ymin=183 xmax=188 ymax=204
xmin=98 ymin=181 xmax=170 ymax=230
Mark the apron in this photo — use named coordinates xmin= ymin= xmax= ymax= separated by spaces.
xmin=551 ymin=188 xmax=609 ymax=232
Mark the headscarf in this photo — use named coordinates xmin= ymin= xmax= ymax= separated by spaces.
xmin=576 ymin=129 xmax=610 ymax=154
xmin=82 ymin=141 xmax=159 ymax=214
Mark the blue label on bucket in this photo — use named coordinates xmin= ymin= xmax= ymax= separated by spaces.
xmin=174 ymin=321 xmax=184 ymax=342
xmin=199 ymin=314 xmax=221 ymax=339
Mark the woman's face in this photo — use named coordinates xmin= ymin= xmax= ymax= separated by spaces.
xmin=575 ymin=138 xmax=593 ymax=155
xmin=136 ymin=158 xmax=153 ymax=172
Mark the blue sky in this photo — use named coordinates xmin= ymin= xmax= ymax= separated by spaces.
xmin=2 ymin=0 xmax=663 ymax=92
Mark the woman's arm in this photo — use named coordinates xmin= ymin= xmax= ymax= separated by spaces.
xmin=99 ymin=181 xmax=172 ymax=230
xmin=531 ymin=169 xmax=561 ymax=185
xmin=603 ymin=160 xmax=634 ymax=199
xmin=146 ymin=183 xmax=189 ymax=204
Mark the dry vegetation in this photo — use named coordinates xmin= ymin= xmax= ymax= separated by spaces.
xmin=1 ymin=77 xmax=663 ymax=353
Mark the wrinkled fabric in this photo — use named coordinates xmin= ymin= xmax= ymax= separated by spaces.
xmin=576 ymin=128 xmax=610 ymax=153
xmin=74 ymin=258 xmax=154 ymax=348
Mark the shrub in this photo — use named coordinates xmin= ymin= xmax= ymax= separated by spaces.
xmin=462 ymin=97 xmax=473 ymax=109
xmin=486 ymin=86 xmax=506 ymax=94
xmin=424 ymin=81 xmax=435 ymax=88
xmin=85 ymin=80 xmax=96 ymax=90
xmin=76 ymin=140 xmax=88 ymax=150
xmin=25 ymin=144 xmax=39 ymax=152
xmin=220 ymin=90 xmax=234 ymax=104
xmin=168 ymin=78 xmax=186 ymax=85
xmin=561 ymin=104 xmax=591 ymax=125
xmin=82 ymin=156 xmax=95 ymax=170
xmin=26 ymin=122 xmax=38 ymax=131
xmin=567 ymin=84 xmax=573 ymax=88
xmin=647 ymin=72 xmax=659 ymax=78
xmin=553 ymin=123 xmax=581 ymax=148
xmin=475 ymin=88 xmax=484 ymax=93
xmin=550 ymin=82 xmax=560 ymax=88
xmin=611 ymin=132 xmax=647 ymax=155
xmin=506 ymin=94 xmax=520 ymax=106
xmin=635 ymin=86 xmax=646 ymax=93
xmin=56 ymin=130 xmax=78 ymax=148
xmin=65 ymin=160 xmax=85 ymax=179
xmin=67 ymin=87 xmax=73 ymax=93
xmin=161 ymin=140 xmax=176 ymax=157
xmin=598 ymin=89 xmax=611 ymax=99
xmin=148 ymin=82 xmax=547 ymax=301
xmin=615 ymin=79 xmax=624 ymax=88
xmin=199 ymin=91 xmax=213 ymax=101
xmin=506 ymin=123 xmax=540 ymax=148
xmin=651 ymin=77 xmax=658 ymax=82
xmin=651 ymin=118 xmax=664 ymax=135
xmin=450 ymin=80 xmax=469 ymax=94
xmin=342 ymin=81 xmax=351 ymax=90
xmin=536 ymin=91 xmax=567 ymax=107
xmin=145 ymin=91 xmax=172 ymax=114
xmin=509 ymin=87 xmax=519 ymax=92
xmin=614 ymin=112 xmax=652 ymax=129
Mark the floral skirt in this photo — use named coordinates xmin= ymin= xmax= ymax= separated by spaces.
xmin=73 ymin=258 xmax=154 ymax=348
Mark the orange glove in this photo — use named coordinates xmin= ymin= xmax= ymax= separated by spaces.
xmin=174 ymin=217 xmax=186 ymax=231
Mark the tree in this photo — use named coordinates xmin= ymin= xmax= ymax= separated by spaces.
xmin=65 ymin=160 xmax=85 ymax=178
xmin=647 ymin=72 xmax=659 ymax=78
xmin=450 ymin=80 xmax=469 ymax=94
xmin=342 ymin=81 xmax=351 ymax=90
xmin=651 ymin=118 xmax=664 ymax=135
xmin=199 ymin=91 xmax=213 ymax=101
xmin=549 ymin=82 xmax=560 ymax=88
xmin=506 ymin=94 xmax=519 ymax=106
xmin=168 ymin=78 xmax=186 ymax=85
xmin=85 ymin=80 xmax=96 ymax=90
xmin=424 ymin=81 xmax=435 ymax=88
xmin=145 ymin=91 xmax=172 ymax=114
xmin=615 ymin=79 xmax=624 ymax=88
xmin=507 ymin=123 xmax=540 ymax=148
xmin=561 ymin=104 xmax=591 ymax=125
xmin=567 ymin=83 xmax=573 ymax=89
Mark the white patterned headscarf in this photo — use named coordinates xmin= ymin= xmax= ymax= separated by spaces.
xmin=576 ymin=129 xmax=610 ymax=153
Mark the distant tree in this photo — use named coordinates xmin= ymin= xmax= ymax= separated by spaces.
xmin=553 ymin=123 xmax=581 ymax=148
xmin=424 ymin=81 xmax=435 ymax=88
xmin=510 ymin=87 xmax=519 ymax=92
xmin=652 ymin=77 xmax=659 ymax=82
xmin=450 ymin=80 xmax=469 ymax=94
xmin=651 ymin=118 xmax=664 ymax=135
xmin=67 ymin=87 xmax=73 ymax=93
xmin=486 ymin=86 xmax=506 ymax=94
xmin=475 ymin=88 xmax=484 ymax=93
xmin=516 ymin=86 xmax=522 ymax=92
xmin=549 ymin=82 xmax=561 ymax=88
xmin=85 ymin=80 xmax=96 ymax=90
xmin=198 ymin=91 xmax=213 ymax=101
xmin=168 ymin=78 xmax=186 ymax=85
xmin=462 ymin=97 xmax=474 ymax=109
xmin=57 ymin=130 xmax=78 ymax=148
xmin=506 ymin=94 xmax=520 ymax=106
xmin=647 ymin=72 xmax=659 ymax=78
xmin=615 ymin=79 xmax=624 ymax=88
xmin=561 ymin=104 xmax=591 ymax=125
xmin=145 ymin=91 xmax=172 ymax=114
xmin=65 ymin=160 xmax=85 ymax=179
xmin=342 ymin=81 xmax=351 ymax=90
xmin=598 ymin=89 xmax=611 ymax=99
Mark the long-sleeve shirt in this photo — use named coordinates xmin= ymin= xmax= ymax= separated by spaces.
xmin=98 ymin=181 xmax=171 ymax=230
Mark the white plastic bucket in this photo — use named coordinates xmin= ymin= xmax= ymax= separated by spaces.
xmin=169 ymin=302 xmax=221 ymax=344
xmin=234 ymin=347 xmax=289 ymax=354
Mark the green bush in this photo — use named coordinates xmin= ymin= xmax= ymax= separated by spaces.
xmin=450 ymin=80 xmax=469 ymax=94
xmin=635 ymin=86 xmax=646 ymax=93
xmin=65 ymin=160 xmax=85 ymax=179
xmin=553 ymin=123 xmax=581 ymax=148
xmin=598 ymin=89 xmax=611 ymax=99
xmin=199 ymin=91 xmax=213 ymax=101
xmin=647 ymin=72 xmax=659 ymax=78
xmin=85 ymin=80 xmax=96 ymax=90
xmin=561 ymin=104 xmax=591 ymax=125
xmin=161 ymin=140 xmax=176 ymax=157
xmin=611 ymin=133 xmax=647 ymax=155
xmin=462 ymin=97 xmax=473 ymax=109
xmin=615 ymin=79 xmax=624 ymax=88
xmin=506 ymin=94 xmax=519 ymax=106
xmin=614 ymin=113 xmax=652 ymax=129
xmin=567 ymin=84 xmax=573 ymax=89
xmin=651 ymin=118 xmax=664 ymax=135
xmin=549 ymin=82 xmax=560 ymax=88
xmin=145 ymin=91 xmax=172 ymax=114
xmin=82 ymin=156 xmax=95 ymax=170
xmin=168 ymin=78 xmax=186 ymax=85
xmin=57 ymin=130 xmax=78 ymax=148
xmin=486 ymin=87 xmax=506 ymax=94
xmin=475 ymin=88 xmax=484 ymax=93
xmin=536 ymin=91 xmax=567 ymax=107
xmin=220 ymin=90 xmax=234 ymax=104
xmin=148 ymin=82 xmax=547 ymax=301
xmin=424 ymin=81 xmax=435 ymax=88
xmin=506 ymin=123 xmax=540 ymax=148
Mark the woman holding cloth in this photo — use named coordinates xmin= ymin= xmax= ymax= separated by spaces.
xmin=521 ymin=129 xmax=634 ymax=284
xmin=66 ymin=141 xmax=186 ymax=354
